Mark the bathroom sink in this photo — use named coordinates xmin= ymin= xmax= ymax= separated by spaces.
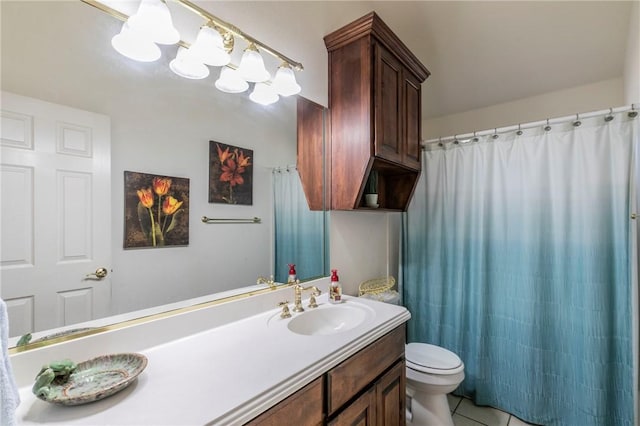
xmin=285 ymin=302 xmax=375 ymax=336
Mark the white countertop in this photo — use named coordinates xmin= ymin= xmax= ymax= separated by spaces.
xmin=12 ymin=292 xmax=410 ymax=425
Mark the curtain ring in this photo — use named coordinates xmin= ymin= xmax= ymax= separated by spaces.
xmin=472 ymin=131 xmax=479 ymax=142
xmin=516 ymin=124 xmax=523 ymax=136
xmin=544 ymin=119 xmax=551 ymax=131
xmin=573 ymin=113 xmax=581 ymax=127
xmin=453 ymin=134 xmax=459 ymax=144
xmin=604 ymin=107 xmax=614 ymax=122
xmin=492 ymin=128 xmax=499 ymax=139
xmin=438 ymin=137 xmax=443 ymax=147
xmin=629 ymin=105 xmax=638 ymax=118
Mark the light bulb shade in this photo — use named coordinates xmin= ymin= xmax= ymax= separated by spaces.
xmin=215 ymin=67 xmax=249 ymax=93
xmin=111 ymin=22 xmax=161 ymax=62
xmin=189 ymin=26 xmax=230 ymax=67
xmin=127 ymin=0 xmax=180 ymax=45
xmin=238 ymin=45 xmax=270 ymax=83
xmin=250 ymin=82 xmax=279 ymax=105
xmin=169 ymin=47 xmax=209 ymax=79
xmin=272 ymin=65 xmax=301 ymax=96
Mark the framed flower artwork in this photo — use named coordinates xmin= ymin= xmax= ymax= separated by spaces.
xmin=124 ymin=171 xmax=189 ymax=249
xmin=208 ymin=141 xmax=253 ymax=205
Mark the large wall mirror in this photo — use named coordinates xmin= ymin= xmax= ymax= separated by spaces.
xmin=1 ymin=1 xmax=327 ymax=349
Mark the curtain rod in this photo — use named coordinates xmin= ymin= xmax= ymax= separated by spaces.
xmin=272 ymin=164 xmax=297 ymax=172
xmin=423 ymin=103 xmax=639 ymax=146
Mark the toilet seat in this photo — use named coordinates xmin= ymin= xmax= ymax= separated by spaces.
xmin=406 ymin=343 xmax=464 ymax=375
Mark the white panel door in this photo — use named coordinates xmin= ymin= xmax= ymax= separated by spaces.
xmin=0 ymin=91 xmax=111 ymax=337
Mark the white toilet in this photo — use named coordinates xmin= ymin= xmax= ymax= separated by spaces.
xmin=405 ymin=343 xmax=465 ymax=426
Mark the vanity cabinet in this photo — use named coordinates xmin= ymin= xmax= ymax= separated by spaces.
xmin=327 ymin=325 xmax=405 ymax=425
xmin=321 ymin=12 xmax=429 ymax=211
xmin=245 ymin=376 xmax=324 ymax=426
xmin=246 ymin=325 xmax=406 ymax=425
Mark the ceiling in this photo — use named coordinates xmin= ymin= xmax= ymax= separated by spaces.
xmin=371 ymin=1 xmax=633 ymax=119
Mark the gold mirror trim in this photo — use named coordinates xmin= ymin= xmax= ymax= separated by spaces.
xmin=8 ymin=283 xmax=297 ymax=355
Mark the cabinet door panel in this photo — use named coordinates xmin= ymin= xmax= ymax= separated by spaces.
xmin=403 ymin=72 xmax=421 ymax=170
xmin=245 ymin=377 xmax=324 ymax=426
xmin=374 ymin=43 xmax=403 ymax=165
xmin=327 ymin=326 xmax=405 ymax=414
xmin=376 ymin=361 xmax=406 ymax=426
xmin=329 ymin=387 xmax=376 ymax=426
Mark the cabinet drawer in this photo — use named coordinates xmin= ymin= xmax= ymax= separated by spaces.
xmin=245 ymin=376 xmax=324 ymax=426
xmin=327 ymin=325 xmax=405 ymax=415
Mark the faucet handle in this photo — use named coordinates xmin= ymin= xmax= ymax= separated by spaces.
xmin=279 ymin=301 xmax=291 ymax=318
xmin=308 ymin=294 xmax=318 ymax=308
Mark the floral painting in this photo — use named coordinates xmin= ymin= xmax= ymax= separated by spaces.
xmin=124 ymin=171 xmax=189 ymax=249
xmin=209 ymin=141 xmax=253 ymax=205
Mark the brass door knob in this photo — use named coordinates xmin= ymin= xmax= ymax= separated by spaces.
xmin=86 ymin=267 xmax=108 ymax=279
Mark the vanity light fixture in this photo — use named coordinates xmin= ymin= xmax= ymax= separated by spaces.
xmin=111 ymin=22 xmax=161 ymax=62
xmin=82 ymin=0 xmax=303 ymax=106
xmin=169 ymin=46 xmax=210 ymax=80
xmin=215 ymin=67 xmax=249 ymax=93
xmin=272 ymin=63 xmax=301 ymax=96
xmin=238 ymin=43 xmax=271 ymax=83
xmin=188 ymin=24 xmax=231 ymax=67
xmin=249 ymin=82 xmax=279 ymax=106
xmin=127 ymin=0 xmax=180 ymax=45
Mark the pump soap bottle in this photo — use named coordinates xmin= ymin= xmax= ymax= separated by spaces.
xmin=287 ymin=264 xmax=297 ymax=284
xmin=329 ymin=269 xmax=342 ymax=304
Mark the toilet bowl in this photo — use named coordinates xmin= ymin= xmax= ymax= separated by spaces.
xmin=405 ymin=343 xmax=465 ymax=426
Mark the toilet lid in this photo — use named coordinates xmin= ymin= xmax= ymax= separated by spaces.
xmin=406 ymin=343 xmax=463 ymax=373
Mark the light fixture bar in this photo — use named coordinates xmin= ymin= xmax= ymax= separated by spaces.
xmin=81 ymin=0 xmax=303 ymax=72
xmin=172 ymin=0 xmax=303 ymax=71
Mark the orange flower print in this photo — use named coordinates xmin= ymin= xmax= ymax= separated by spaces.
xmin=152 ymin=177 xmax=172 ymax=196
xmin=216 ymin=144 xmax=231 ymax=165
xmin=237 ymin=150 xmax=251 ymax=168
xmin=162 ymin=196 xmax=183 ymax=215
xmin=220 ymin=158 xmax=245 ymax=187
xmin=137 ymin=188 xmax=154 ymax=208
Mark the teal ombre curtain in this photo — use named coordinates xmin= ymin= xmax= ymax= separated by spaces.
xmin=273 ymin=168 xmax=325 ymax=283
xmin=404 ymin=111 xmax=638 ymax=425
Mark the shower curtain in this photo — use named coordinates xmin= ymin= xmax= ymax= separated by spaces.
xmin=404 ymin=111 xmax=638 ymax=425
xmin=273 ymin=168 xmax=325 ymax=283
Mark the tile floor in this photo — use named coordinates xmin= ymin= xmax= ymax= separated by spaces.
xmin=447 ymin=394 xmax=537 ymax=426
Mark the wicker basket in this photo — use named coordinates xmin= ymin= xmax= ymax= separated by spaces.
xmin=358 ymin=276 xmax=396 ymax=296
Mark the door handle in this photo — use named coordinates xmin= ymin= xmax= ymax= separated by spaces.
xmin=86 ymin=267 xmax=108 ymax=279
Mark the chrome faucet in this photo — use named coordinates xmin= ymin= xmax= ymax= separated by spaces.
xmin=292 ymin=280 xmax=321 ymax=313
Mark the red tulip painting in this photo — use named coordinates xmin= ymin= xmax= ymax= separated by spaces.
xmin=209 ymin=141 xmax=253 ymax=205
xmin=124 ymin=171 xmax=189 ymax=249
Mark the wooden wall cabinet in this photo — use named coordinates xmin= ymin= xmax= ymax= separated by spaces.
xmin=321 ymin=12 xmax=430 ymax=211
xmin=245 ymin=326 xmax=406 ymax=425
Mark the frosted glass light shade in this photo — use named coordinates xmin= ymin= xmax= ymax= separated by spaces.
xmin=127 ymin=0 xmax=180 ymax=45
xmin=215 ymin=67 xmax=249 ymax=93
xmin=238 ymin=44 xmax=270 ymax=83
xmin=272 ymin=64 xmax=301 ymax=96
xmin=250 ymin=82 xmax=279 ymax=105
xmin=169 ymin=47 xmax=209 ymax=79
xmin=189 ymin=25 xmax=230 ymax=67
xmin=111 ymin=22 xmax=161 ymax=62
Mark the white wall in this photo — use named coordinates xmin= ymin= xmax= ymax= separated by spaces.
xmin=624 ymin=0 xmax=640 ymax=105
xmin=423 ymin=78 xmax=625 ymax=139
xmin=329 ymin=211 xmax=400 ymax=296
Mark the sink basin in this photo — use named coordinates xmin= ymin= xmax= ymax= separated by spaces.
xmin=285 ymin=302 xmax=374 ymax=336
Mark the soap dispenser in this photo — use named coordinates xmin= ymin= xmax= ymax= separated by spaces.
xmin=287 ymin=264 xmax=297 ymax=284
xmin=329 ymin=269 xmax=342 ymax=303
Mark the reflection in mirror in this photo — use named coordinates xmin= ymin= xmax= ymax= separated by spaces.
xmin=0 ymin=1 xmax=326 ymax=349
